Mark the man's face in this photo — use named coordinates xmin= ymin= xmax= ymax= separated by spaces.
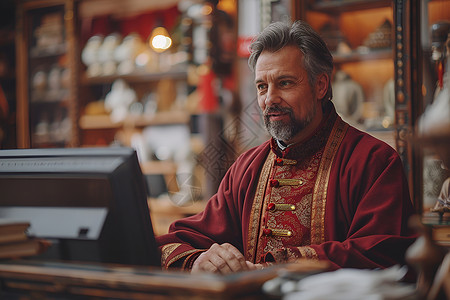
xmin=254 ymin=46 xmax=324 ymax=144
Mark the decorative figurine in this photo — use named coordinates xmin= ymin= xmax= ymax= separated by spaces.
xmin=104 ymin=79 xmax=137 ymax=123
xmin=362 ymin=19 xmax=392 ymax=50
xmin=81 ymin=35 xmax=103 ymax=77
xmin=332 ymin=70 xmax=364 ymax=126
xmin=97 ymin=33 xmax=121 ymax=76
xmin=114 ymin=33 xmax=145 ymax=75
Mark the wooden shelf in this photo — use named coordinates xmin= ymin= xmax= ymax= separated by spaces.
xmin=333 ymin=48 xmax=392 ymax=64
xmin=79 ymin=110 xmax=190 ymax=130
xmin=309 ymin=0 xmax=392 ymax=13
xmin=79 ymin=114 xmax=118 ymax=129
xmin=29 ymin=44 xmax=67 ymax=59
xmin=81 ymin=69 xmax=188 ymax=86
xmin=30 ymin=91 xmax=70 ymax=103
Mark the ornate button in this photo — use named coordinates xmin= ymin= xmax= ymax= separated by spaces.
xmin=263 ymin=228 xmax=272 ymax=236
xmin=263 ymin=228 xmax=292 ymax=237
xmin=275 ymin=158 xmax=297 ymax=165
xmin=277 ymin=204 xmax=296 ymax=211
xmin=272 ymin=229 xmax=292 ymax=237
xmin=270 ymin=178 xmax=304 ymax=187
xmin=283 ymin=158 xmax=297 ymax=165
xmin=270 ymin=179 xmax=280 ymax=187
xmin=267 ymin=203 xmax=296 ymax=212
xmin=268 ymin=203 xmax=276 ymax=211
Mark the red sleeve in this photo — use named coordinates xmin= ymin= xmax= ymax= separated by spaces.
xmin=310 ymin=129 xmax=417 ymax=270
xmin=155 ymin=142 xmax=270 ymax=269
xmin=155 ymin=171 xmax=242 ymax=269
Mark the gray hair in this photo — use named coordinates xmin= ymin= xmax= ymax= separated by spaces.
xmin=248 ymin=20 xmax=333 ymax=102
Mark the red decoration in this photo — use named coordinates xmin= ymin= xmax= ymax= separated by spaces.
xmin=270 ymin=179 xmax=279 ymax=187
xmin=237 ymin=36 xmax=254 ymax=58
xmin=438 ymin=61 xmax=444 ymax=89
xmin=198 ymin=67 xmax=219 ymax=113
xmin=263 ymin=228 xmax=272 ymax=236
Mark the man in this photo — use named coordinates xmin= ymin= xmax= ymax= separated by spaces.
xmin=155 ymin=21 xmax=416 ymax=274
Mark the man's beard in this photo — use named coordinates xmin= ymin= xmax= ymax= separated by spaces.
xmin=263 ymin=105 xmax=316 ymax=143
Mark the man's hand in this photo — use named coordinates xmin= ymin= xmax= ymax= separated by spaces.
xmin=191 ymin=243 xmax=262 ymax=274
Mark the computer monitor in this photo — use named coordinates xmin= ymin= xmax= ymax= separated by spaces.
xmin=0 ymin=147 xmax=160 ymax=267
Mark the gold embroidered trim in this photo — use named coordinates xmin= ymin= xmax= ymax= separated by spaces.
xmin=181 ymin=250 xmax=205 ymax=270
xmin=161 ymin=243 xmax=182 ymax=267
xmin=167 ymin=249 xmax=199 ymax=269
xmin=246 ymin=152 xmax=275 ymax=262
xmin=311 ymin=117 xmax=348 ymax=244
xmin=298 ymin=246 xmax=319 ymax=260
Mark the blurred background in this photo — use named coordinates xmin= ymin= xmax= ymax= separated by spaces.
xmin=0 ymin=0 xmax=449 ymax=235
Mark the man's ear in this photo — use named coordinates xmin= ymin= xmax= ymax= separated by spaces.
xmin=315 ymin=73 xmax=329 ymax=101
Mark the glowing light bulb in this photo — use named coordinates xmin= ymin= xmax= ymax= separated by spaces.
xmin=150 ymin=27 xmax=172 ymax=53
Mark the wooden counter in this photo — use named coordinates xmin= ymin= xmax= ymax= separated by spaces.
xmin=0 ymin=259 xmax=287 ymax=299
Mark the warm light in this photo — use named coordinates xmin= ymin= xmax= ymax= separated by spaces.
xmin=150 ymin=27 xmax=172 ymax=53
xmin=152 ymin=35 xmax=172 ymax=50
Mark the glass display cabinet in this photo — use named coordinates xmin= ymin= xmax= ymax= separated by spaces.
xmin=407 ymin=0 xmax=450 ymax=244
xmin=299 ymin=0 xmax=396 ymax=149
xmin=16 ymin=0 xmax=79 ymax=148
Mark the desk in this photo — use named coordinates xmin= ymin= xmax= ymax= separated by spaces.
xmin=0 ymin=259 xmax=429 ymax=300
xmin=0 ymin=260 xmax=285 ymax=299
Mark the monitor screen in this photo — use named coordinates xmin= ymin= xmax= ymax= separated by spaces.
xmin=0 ymin=147 xmax=160 ymax=267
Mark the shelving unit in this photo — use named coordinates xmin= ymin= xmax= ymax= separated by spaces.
xmin=80 ymin=69 xmax=188 ymax=86
xmin=78 ymin=71 xmax=192 ymax=146
xmin=78 ymin=68 xmax=190 ymax=144
xmin=79 ymin=110 xmax=190 ymax=130
xmin=303 ymin=1 xmax=395 ymax=143
xmin=15 ymin=0 xmax=79 ymax=148
xmin=332 ymin=48 xmax=392 ymax=63
xmin=412 ymin=0 xmax=450 ymax=248
xmin=73 ymin=0 xmax=212 ymax=221
xmin=0 ymin=26 xmax=16 ymax=149
xmin=308 ymin=0 xmax=392 ymax=12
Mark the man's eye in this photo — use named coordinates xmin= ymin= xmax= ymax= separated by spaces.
xmin=280 ymin=80 xmax=292 ymax=87
xmin=257 ymin=84 xmax=267 ymax=91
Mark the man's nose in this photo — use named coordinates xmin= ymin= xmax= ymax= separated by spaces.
xmin=265 ymin=86 xmax=281 ymax=106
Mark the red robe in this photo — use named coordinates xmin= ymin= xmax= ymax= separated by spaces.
xmin=156 ymin=103 xmax=416 ymax=271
